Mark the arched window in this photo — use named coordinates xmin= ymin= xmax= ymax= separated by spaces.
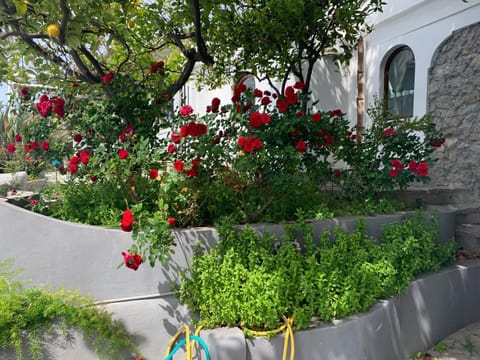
xmin=235 ymin=73 xmax=256 ymax=92
xmin=384 ymin=46 xmax=415 ymax=117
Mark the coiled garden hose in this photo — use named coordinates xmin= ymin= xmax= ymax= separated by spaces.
xmin=164 ymin=325 xmax=211 ymax=360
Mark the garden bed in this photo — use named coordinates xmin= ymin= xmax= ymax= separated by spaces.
xmin=0 ymin=199 xmax=476 ymax=360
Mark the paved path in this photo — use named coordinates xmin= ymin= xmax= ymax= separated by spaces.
xmin=418 ymin=322 xmax=480 ymax=359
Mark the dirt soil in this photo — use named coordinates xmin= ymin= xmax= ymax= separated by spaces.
xmin=417 ymin=322 xmax=480 ymax=360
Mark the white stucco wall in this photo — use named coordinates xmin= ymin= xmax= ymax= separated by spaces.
xmin=363 ymin=0 xmax=480 ymax=123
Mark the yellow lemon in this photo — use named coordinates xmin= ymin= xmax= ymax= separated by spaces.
xmin=46 ymin=24 xmax=60 ymax=38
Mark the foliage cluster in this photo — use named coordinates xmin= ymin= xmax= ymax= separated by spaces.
xmin=0 ymin=0 xmax=385 ymax=98
xmin=0 ymin=259 xmax=139 ymax=360
xmin=177 ymin=213 xmax=456 ymax=330
xmin=0 ymin=77 xmax=446 ymax=269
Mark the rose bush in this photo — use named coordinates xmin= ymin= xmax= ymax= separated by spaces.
xmin=1 ymin=75 xmax=445 ymax=270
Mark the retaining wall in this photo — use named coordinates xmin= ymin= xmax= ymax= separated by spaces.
xmin=0 ymin=199 xmax=477 ymax=360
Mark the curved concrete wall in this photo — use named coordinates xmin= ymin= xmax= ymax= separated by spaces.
xmin=0 ymin=199 xmax=472 ymax=360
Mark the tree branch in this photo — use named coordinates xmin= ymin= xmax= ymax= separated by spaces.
xmin=0 ymin=31 xmax=48 ymax=40
xmin=190 ymin=0 xmax=214 ymax=64
xmin=58 ymin=0 xmax=69 ymax=45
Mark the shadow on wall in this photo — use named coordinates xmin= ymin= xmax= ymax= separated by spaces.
xmin=309 ymin=57 xmax=352 ymax=117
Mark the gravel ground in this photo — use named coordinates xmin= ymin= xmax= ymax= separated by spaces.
xmin=416 ymin=322 xmax=480 ymax=360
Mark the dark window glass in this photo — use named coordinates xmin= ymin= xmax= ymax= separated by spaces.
xmin=384 ymin=47 xmax=415 ymax=117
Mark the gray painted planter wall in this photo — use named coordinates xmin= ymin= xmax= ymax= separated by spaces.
xmin=0 ymin=199 xmax=476 ymax=360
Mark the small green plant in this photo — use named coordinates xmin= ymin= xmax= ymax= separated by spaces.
xmin=0 ymin=258 xmax=139 ymax=360
xmin=178 ymin=212 xmax=456 ymax=331
xmin=433 ymin=341 xmax=448 ymax=353
xmin=464 ymin=336 xmax=475 ymax=354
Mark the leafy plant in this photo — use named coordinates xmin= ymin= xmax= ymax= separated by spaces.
xmin=336 ymin=98 xmax=446 ymax=199
xmin=178 ymin=213 xmax=456 ymax=331
xmin=433 ymin=341 xmax=448 ymax=353
xmin=0 ymin=258 xmax=139 ymax=360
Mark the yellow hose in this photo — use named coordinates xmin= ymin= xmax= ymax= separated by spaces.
xmin=165 ymin=317 xmax=294 ymax=360
xmin=164 ymin=325 xmax=203 ymax=359
xmin=242 ymin=316 xmax=295 ymax=360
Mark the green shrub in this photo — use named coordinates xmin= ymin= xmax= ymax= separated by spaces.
xmin=0 ymin=259 xmax=139 ymax=360
xmin=178 ymin=213 xmax=456 ymax=330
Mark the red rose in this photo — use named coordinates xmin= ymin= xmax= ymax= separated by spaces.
xmin=36 ymin=99 xmax=52 ymax=117
xmin=121 ymin=251 xmax=142 ymax=271
xmin=179 ymin=105 xmax=194 ymax=117
xmin=25 ymin=144 xmax=31 ymax=153
xmin=334 ymin=170 xmax=341 ymax=178
xmin=389 ymin=169 xmax=399 ymax=177
xmin=102 ymin=71 xmax=114 ymax=83
xmin=417 ymin=162 xmax=429 ymax=177
xmin=173 ymin=160 xmax=184 ymax=172
xmin=80 ymin=150 xmax=90 ymax=165
xmin=330 ymin=109 xmax=343 ymax=117
xmin=294 ymin=81 xmax=305 ymax=90
xmin=286 ymin=92 xmax=298 ymax=105
xmin=118 ymin=149 xmax=129 ymax=159
xmin=20 ymin=87 xmax=29 ymax=97
xmin=185 ymin=167 xmax=197 ymax=177
xmin=277 ymin=99 xmax=288 ymax=113
xmin=31 ymin=141 xmax=39 ymax=150
xmin=391 ymin=159 xmax=404 ymax=170
xmin=235 ymin=83 xmax=247 ymax=94
xmin=382 ymin=127 xmax=396 ymax=137
xmin=120 ymin=209 xmax=134 ymax=232
xmin=253 ymin=88 xmax=263 ymax=97
xmin=324 ymin=135 xmax=334 ymax=146
xmin=69 ymin=163 xmax=78 ymax=174
xmin=54 ymin=104 xmax=64 ymax=117
xmin=171 ymin=131 xmax=182 ymax=144
xmin=53 ymin=98 xmax=65 ymax=117
xmin=7 ymin=143 xmax=15 ymax=153
xmin=249 ymin=112 xmax=263 ymax=128
xmin=167 ymin=144 xmax=175 ymax=153
xmin=311 ymin=113 xmax=322 ymax=122
xmin=167 ymin=217 xmax=176 ymax=227
xmin=211 ymin=97 xmax=221 ymax=112
xmin=15 ymin=134 xmax=22 ymax=142
xmin=90 ymin=175 xmax=98 ymax=183
xmin=237 ymin=136 xmax=246 ymax=148
xmin=29 ymin=199 xmax=37 ymax=206
xmin=70 ymin=155 xmax=80 ymax=165
xmin=192 ymin=158 xmax=202 ymax=167
xmin=261 ymin=96 xmax=271 ymax=106
xmin=408 ymin=161 xmax=418 ymax=172
xmin=186 ymin=122 xmax=207 ymax=136
xmin=285 ymin=86 xmax=295 ymax=97
xmin=149 ymin=169 xmax=159 ymax=179
xmin=180 ymin=125 xmax=188 ymax=137
xmin=150 ymin=61 xmax=165 ymax=74
xmin=261 ymin=113 xmax=271 ymax=125
xmin=73 ymin=134 xmax=83 ymax=142
xmin=296 ymin=140 xmax=307 ymax=153
xmin=41 ymin=140 xmax=49 ymax=151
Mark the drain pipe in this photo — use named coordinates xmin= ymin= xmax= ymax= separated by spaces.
xmin=356 ymin=39 xmax=365 ymax=141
